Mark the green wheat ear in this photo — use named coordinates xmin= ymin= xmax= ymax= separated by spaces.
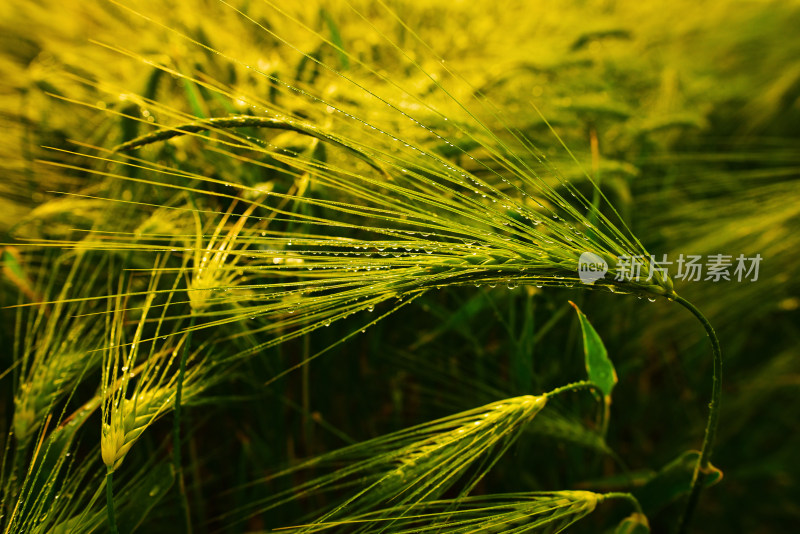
xmin=294 ymin=491 xmax=604 ymax=533
xmin=100 ymin=267 xmax=207 ymax=472
xmin=93 ymin=110 xmax=679 ymax=359
xmin=230 ymin=381 xmax=628 ymax=532
xmin=99 ymin=263 xmax=210 ymax=533
xmin=294 ymin=491 xmax=646 ymax=533
xmin=225 ymin=394 xmax=548 ymax=527
xmin=12 ymin=251 xmax=105 ymax=451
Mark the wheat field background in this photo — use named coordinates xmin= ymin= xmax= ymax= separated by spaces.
xmin=1 ymin=1 xmax=799 ymax=533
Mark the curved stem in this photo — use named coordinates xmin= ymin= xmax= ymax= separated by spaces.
xmin=674 ymin=296 xmax=722 ymax=534
xmin=113 ymin=116 xmax=389 ymax=178
xmin=603 ymin=491 xmax=645 ymax=517
xmin=106 ymin=468 xmax=119 ymax=534
xmin=545 ymin=380 xmax=599 ymax=398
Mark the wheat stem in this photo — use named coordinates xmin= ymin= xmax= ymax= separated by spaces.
xmin=544 ymin=380 xmax=599 ymax=398
xmin=173 ymin=314 xmax=196 ymax=534
xmin=674 ymin=296 xmax=722 ymax=534
xmin=603 ymin=492 xmax=645 ymax=516
xmin=106 ymin=468 xmax=119 ymax=534
xmin=112 ymin=115 xmax=388 ymax=176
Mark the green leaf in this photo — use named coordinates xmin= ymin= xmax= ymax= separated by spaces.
xmin=570 ymin=301 xmax=617 ymax=398
xmin=2 ymin=248 xmax=26 ymax=280
xmin=320 ymin=8 xmax=349 ymax=71
xmin=634 ymin=450 xmax=723 ymax=515
xmin=2 ymin=247 xmax=37 ymax=301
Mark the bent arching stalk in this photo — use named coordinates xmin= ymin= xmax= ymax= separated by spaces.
xmin=113 ymin=115 xmax=390 ymax=177
xmin=674 ymin=296 xmax=723 ymax=533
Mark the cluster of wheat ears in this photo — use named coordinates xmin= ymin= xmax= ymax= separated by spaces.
xmin=5 ymin=1 xmax=772 ymax=533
